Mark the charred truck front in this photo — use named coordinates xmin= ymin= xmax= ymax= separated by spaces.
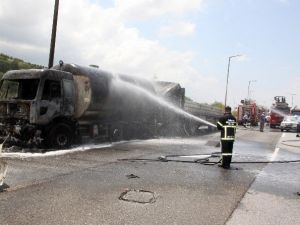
xmin=0 ymin=68 xmax=76 ymax=148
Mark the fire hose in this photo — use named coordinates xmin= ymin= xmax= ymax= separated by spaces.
xmin=119 ymin=152 xmax=300 ymax=165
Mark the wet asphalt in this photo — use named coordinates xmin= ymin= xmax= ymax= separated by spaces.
xmin=227 ymin=129 xmax=300 ymax=225
xmin=0 ymin=127 xmax=299 ymax=225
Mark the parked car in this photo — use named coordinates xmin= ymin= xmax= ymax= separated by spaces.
xmin=280 ymin=115 xmax=300 ymax=132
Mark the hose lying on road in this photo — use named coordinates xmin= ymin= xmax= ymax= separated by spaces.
xmin=118 ymin=152 xmax=300 ymax=165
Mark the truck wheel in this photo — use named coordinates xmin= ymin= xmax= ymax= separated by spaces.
xmin=47 ymin=123 xmax=73 ymax=149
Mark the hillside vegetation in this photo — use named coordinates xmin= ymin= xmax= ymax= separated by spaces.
xmin=0 ymin=53 xmax=43 ymax=78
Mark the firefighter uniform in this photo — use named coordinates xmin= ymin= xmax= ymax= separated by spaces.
xmin=217 ymin=110 xmax=237 ymax=169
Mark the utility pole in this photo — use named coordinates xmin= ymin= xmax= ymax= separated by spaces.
xmin=48 ymin=0 xmax=59 ymax=68
xmin=224 ymin=55 xmax=242 ymax=108
xmin=287 ymin=93 xmax=296 ymax=108
xmin=247 ymin=80 xmax=257 ymax=100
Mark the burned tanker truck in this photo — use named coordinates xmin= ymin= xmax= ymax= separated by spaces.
xmin=0 ymin=63 xmax=220 ymax=149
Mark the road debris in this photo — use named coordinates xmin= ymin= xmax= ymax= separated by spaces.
xmin=126 ymin=174 xmax=140 ymax=179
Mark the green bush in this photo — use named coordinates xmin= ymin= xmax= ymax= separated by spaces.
xmin=0 ymin=53 xmax=43 ymax=74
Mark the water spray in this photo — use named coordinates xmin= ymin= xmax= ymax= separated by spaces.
xmin=113 ymin=76 xmax=217 ymax=128
xmin=270 ymin=108 xmax=290 ymax=118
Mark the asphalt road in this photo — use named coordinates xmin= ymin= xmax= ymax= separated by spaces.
xmin=0 ymin=127 xmax=299 ymax=225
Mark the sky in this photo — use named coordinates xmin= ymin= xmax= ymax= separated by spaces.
xmin=0 ymin=0 xmax=299 ymax=109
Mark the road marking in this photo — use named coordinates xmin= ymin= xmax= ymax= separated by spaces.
xmin=270 ymin=133 xmax=284 ymax=161
xmin=270 ymin=147 xmax=280 ymax=161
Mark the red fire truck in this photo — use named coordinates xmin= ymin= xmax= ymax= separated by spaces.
xmin=237 ymin=99 xmax=259 ymax=126
xmin=270 ymin=96 xmax=290 ymax=128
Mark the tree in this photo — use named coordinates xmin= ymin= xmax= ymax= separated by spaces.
xmin=0 ymin=52 xmax=43 ymax=74
xmin=210 ymin=101 xmax=224 ymax=110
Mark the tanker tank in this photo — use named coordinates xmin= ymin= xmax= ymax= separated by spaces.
xmin=52 ymin=63 xmax=159 ymax=141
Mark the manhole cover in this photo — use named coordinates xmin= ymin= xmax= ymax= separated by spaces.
xmin=119 ymin=189 xmax=156 ymax=204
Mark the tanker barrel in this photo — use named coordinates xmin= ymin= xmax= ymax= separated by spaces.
xmin=52 ymin=63 xmax=158 ymax=122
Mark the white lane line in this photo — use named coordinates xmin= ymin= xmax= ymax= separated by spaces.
xmin=270 ymin=133 xmax=285 ymax=161
xmin=270 ymin=147 xmax=280 ymax=161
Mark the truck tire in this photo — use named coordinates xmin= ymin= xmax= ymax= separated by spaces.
xmin=47 ymin=123 xmax=73 ymax=149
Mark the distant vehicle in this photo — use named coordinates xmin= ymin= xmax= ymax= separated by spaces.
xmin=237 ymin=99 xmax=259 ymax=126
xmin=270 ymin=96 xmax=290 ymax=128
xmin=291 ymin=108 xmax=300 ymax=116
xmin=280 ymin=115 xmax=300 ymax=132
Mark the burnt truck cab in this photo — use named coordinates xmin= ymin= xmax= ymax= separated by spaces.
xmin=0 ymin=69 xmax=75 ymax=148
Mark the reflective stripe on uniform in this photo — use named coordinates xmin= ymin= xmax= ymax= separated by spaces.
xmin=223 ymin=125 xmax=236 ymax=141
xmin=221 ymin=137 xmax=235 ymax=140
xmin=221 ymin=153 xmax=232 ymax=156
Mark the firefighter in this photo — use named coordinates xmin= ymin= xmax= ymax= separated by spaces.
xmin=217 ymin=106 xmax=237 ymax=169
xmin=242 ymin=113 xmax=248 ymax=128
xmin=260 ymin=112 xmax=265 ymax=132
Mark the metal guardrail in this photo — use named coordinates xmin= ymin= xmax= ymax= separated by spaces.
xmin=184 ymin=100 xmax=223 ymax=118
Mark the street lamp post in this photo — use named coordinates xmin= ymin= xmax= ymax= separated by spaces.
xmin=224 ymin=55 xmax=242 ymax=108
xmin=287 ymin=93 xmax=296 ymax=108
xmin=247 ymin=80 xmax=257 ymax=100
xmin=48 ymin=0 xmax=59 ymax=68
